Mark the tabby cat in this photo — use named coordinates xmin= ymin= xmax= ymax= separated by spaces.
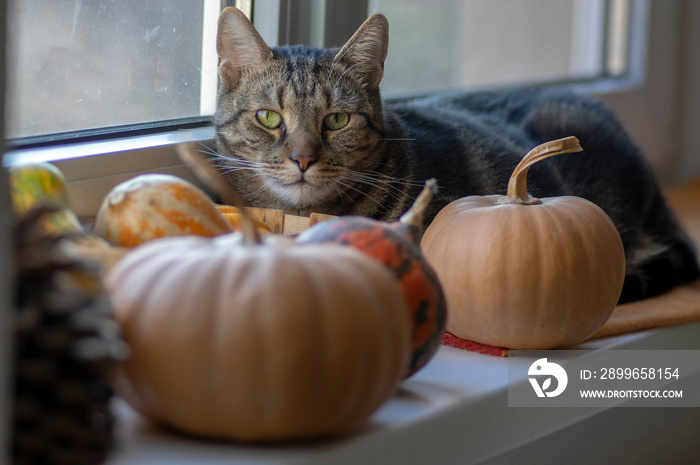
xmin=213 ymin=7 xmax=699 ymax=303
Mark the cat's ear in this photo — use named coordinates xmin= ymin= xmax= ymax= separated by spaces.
xmin=217 ymin=7 xmax=273 ymax=91
xmin=333 ymin=14 xmax=389 ymax=89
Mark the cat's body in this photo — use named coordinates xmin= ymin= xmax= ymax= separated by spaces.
xmin=214 ymin=8 xmax=699 ymax=303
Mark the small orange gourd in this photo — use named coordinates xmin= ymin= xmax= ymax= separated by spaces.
xmin=420 ymin=137 xmax=625 ymax=349
xmin=94 ymin=174 xmax=232 ymax=247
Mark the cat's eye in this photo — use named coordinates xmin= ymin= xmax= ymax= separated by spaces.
xmin=324 ymin=112 xmax=350 ymax=130
xmin=256 ymin=110 xmax=283 ymax=129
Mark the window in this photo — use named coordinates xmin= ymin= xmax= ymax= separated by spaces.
xmin=6 ymin=0 xmax=635 ymax=144
xmin=6 ymin=0 xmax=633 ymax=144
xmin=369 ymin=0 xmax=633 ymax=98
xmin=9 ymin=0 xmax=695 ymax=192
xmin=6 ymin=0 xmax=252 ymax=142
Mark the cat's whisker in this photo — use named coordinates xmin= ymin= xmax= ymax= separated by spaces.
xmin=339 ymin=167 xmax=426 ymax=193
xmin=249 ymin=179 xmax=276 ymax=198
xmin=208 ymin=153 xmax=255 ymax=165
xmin=218 ymin=168 xmax=259 ymax=180
xmin=195 ymin=144 xmax=220 ymax=157
xmin=362 ymin=177 xmax=418 ymax=201
xmin=213 ymin=157 xmax=265 ymax=176
xmin=210 ymin=156 xmax=270 ymax=173
xmin=331 ymin=178 xmax=384 ymax=207
xmin=218 ymin=163 xmax=263 ymax=174
xmin=325 ymin=179 xmax=355 ymax=205
xmin=337 ymin=171 xmax=407 ymax=204
xmin=215 ymin=165 xmax=256 ymax=177
xmin=361 ymin=169 xmax=427 ymax=186
xmin=187 ymin=147 xmax=264 ymax=180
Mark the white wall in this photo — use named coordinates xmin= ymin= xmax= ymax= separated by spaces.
xmin=601 ymin=0 xmax=700 ymax=187
xmin=678 ymin=0 xmax=700 ymax=183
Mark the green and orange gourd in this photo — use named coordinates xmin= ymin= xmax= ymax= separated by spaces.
xmin=9 ymin=162 xmax=85 ymax=236
xmin=297 ymin=180 xmax=447 ymax=377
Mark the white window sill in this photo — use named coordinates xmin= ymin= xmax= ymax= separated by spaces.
xmin=4 ymin=127 xmax=215 ymax=167
xmin=3 ymin=126 xmax=216 ymax=218
xmin=104 ymin=322 xmax=700 ymax=465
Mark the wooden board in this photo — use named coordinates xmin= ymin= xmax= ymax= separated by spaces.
xmin=246 ymin=207 xmax=336 ymax=235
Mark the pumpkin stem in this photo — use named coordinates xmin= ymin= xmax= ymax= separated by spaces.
xmin=501 ymin=136 xmax=583 ymax=205
xmin=400 ymin=178 xmax=438 ymax=229
xmin=176 ymin=143 xmax=261 ymax=245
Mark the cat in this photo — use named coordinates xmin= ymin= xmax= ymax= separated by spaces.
xmin=212 ymin=7 xmax=699 ymax=304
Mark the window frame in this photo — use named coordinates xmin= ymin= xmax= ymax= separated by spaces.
xmin=0 ymin=0 xmax=10 ymax=460
xmin=4 ymin=0 xmax=241 ymax=148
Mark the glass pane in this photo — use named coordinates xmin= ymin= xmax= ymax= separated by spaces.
xmin=606 ymin=0 xmax=631 ymax=76
xmin=6 ymin=0 xmax=207 ymax=139
xmin=369 ymin=0 xmax=629 ymax=98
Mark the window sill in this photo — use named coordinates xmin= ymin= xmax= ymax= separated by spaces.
xmin=3 ymin=126 xmax=216 ymax=218
xmin=104 ymin=322 xmax=700 ymax=465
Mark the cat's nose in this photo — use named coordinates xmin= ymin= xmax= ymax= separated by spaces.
xmin=290 ymin=153 xmax=319 ymax=172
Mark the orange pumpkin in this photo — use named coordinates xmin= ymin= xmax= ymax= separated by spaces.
xmin=106 ymin=230 xmax=410 ymax=442
xmin=94 ymin=174 xmax=232 ymax=247
xmin=420 ymin=137 xmax=625 ymax=349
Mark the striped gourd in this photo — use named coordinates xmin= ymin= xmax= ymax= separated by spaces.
xmin=95 ymin=174 xmax=233 ymax=247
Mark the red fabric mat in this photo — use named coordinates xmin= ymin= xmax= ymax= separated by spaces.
xmin=441 ymin=333 xmax=508 ymax=357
